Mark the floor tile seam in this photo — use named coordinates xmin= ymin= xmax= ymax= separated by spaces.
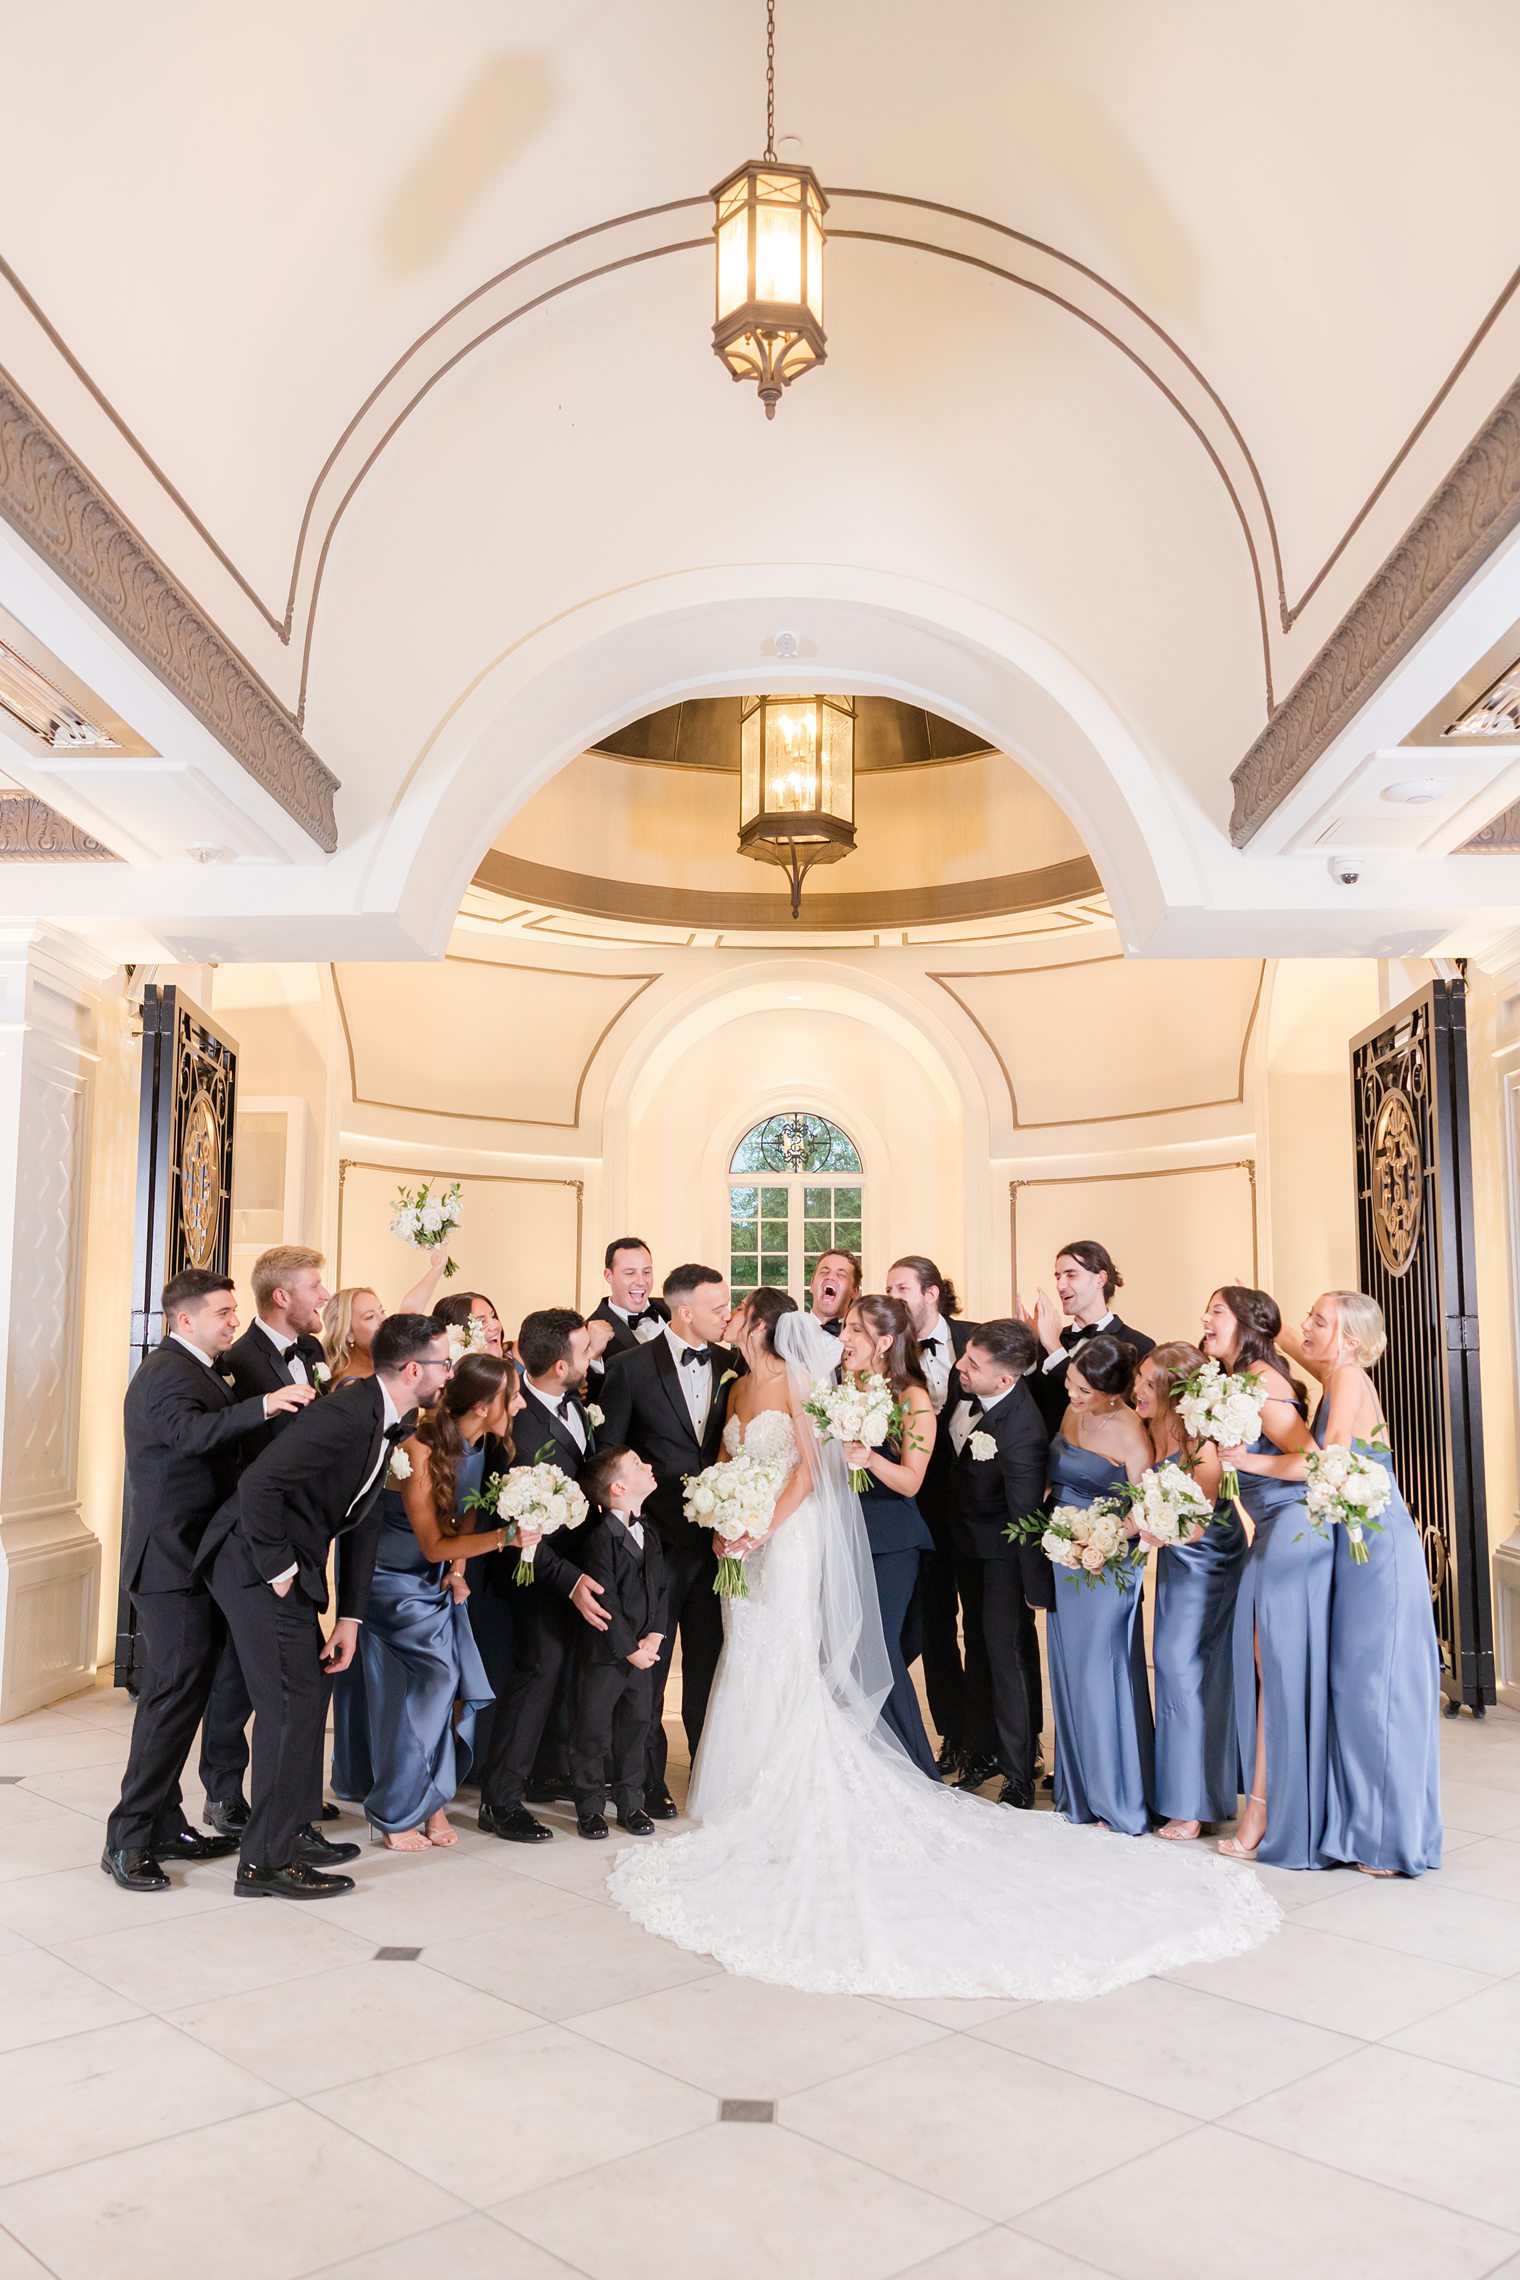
xmin=43 ymin=1922 xmax=380 ymax=2007
xmin=1319 ymin=2033 xmax=1520 ymax=2097
xmin=556 ymin=1991 xmax=959 ymax=2091
xmin=480 ymin=2114 xmax=721 ymax=2211
xmin=9 ymin=1790 xmax=119 ymax=1828
xmin=994 ymin=2219 xmax=1127 ymax=2280
xmin=0 ymin=2076 xmax=302 ymax=2192
xmin=928 ymin=2111 xmax=1212 ymax=2233
xmin=482 ymin=2202 xmax=642 ymax=2280
xmin=0 ymin=2211 xmax=66 ymax=2280
xmin=1210 ymin=2102 xmax=1520 ymax=2228
xmin=540 ymin=2006 xmax=858 ymax=2101
xmin=1158 ymin=1954 xmax=1504 ymax=2038
xmin=948 ymin=2014 xmax=1372 ymax=2123
xmin=160 ymin=1993 xmax=543 ymax=2100
xmin=0 ymin=2005 xmax=161 ymax=2066
xmin=1266 ymin=1902 xmax=1520 ymax=1974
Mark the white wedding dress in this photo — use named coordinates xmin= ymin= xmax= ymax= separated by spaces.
xmin=609 ymin=1324 xmax=1279 ymax=2001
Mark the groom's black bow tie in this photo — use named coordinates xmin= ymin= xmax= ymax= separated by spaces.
xmin=625 ymin=1309 xmax=653 ymax=1327
xmin=818 ymin=1317 xmax=842 ymax=1339
xmin=920 ymin=1335 xmax=942 ymax=1355
xmin=384 ymin=1420 xmax=413 ymax=1447
xmin=964 ymin=1393 xmax=984 ymax=1416
xmin=680 ymin=1346 xmax=713 ymax=1368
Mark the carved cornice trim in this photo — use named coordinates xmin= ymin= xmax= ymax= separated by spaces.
xmin=1230 ymin=376 xmax=1520 ymax=846
xmin=0 ymin=372 xmax=338 ymax=850
xmin=0 ymin=793 xmax=116 ymax=860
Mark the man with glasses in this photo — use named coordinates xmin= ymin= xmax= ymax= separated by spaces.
xmin=199 ymin=1314 xmax=453 ymax=1900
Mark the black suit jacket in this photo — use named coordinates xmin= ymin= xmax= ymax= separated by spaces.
xmin=575 ymin=1513 xmax=669 ymax=1666
xmin=121 ymin=1340 xmax=270 ymax=1593
xmin=224 ymin=1320 xmax=326 ymax=1466
xmin=491 ymin=1383 xmax=595 ymax=1598
xmin=595 ymin=1333 xmax=738 ymax=1543
xmin=1031 ymin=1313 xmax=1155 ymax=1434
xmin=196 ymin=1376 xmax=396 ymax=1619
xmin=946 ymin=1378 xmax=1052 ymax=1603
xmin=588 ymin=1297 xmax=670 ymax=1370
xmin=918 ymin=1318 xmax=981 ymax=1524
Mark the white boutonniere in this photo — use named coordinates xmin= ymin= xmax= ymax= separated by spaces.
xmin=586 ymin=1403 xmax=605 ymax=1430
xmin=969 ymin=1431 xmax=997 ymax=1462
xmin=312 ymin=1362 xmax=330 ymax=1386
xmin=718 ymin=1369 xmax=739 ymax=1390
xmin=388 ymin=1448 xmax=412 ymax=1481
xmin=219 ymin=1370 xmax=237 ymax=1388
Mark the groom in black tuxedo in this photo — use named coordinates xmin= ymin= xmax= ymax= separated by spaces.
xmin=1023 ymin=1238 xmax=1153 ymax=1435
xmin=199 ymin=1313 xmax=452 ymax=1898
xmin=945 ymin=1318 xmax=1050 ymax=1809
xmin=596 ymin=1262 xmax=737 ymax=1814
xmin=587 ymin=1236 xmax=669 ymax=1372
xmin=102 ymin=1269 xmax=312 ymax=1892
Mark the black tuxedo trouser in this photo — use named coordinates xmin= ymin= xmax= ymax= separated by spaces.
xmin=914 ymin=1520 xmax=966 ymax=1750
xmin=107 ymin=1588 xmax=223 ymax=1852
xmin=958 ymin=1553 xmax=1042 ymax=1787
xmin=571 ymin=1659 xmax=654 ymax=1820
xmin=646 ymin=1527 xmax=722 ymax=1797
xmin=478 ymin=1578 xmax=575 ymax=1814
xmin=196 ymin=1632 xmax=253 ymax=1807
xmin=208 ymin=1549 xmax=327 ymax=1872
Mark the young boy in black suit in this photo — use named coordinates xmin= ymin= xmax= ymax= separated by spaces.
xmin=569 ymin=1446 xmax=668 ymax=1840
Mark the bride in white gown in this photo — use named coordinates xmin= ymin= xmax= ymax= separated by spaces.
xmin=608 ymin=1295 xmax=1278 ymax=2000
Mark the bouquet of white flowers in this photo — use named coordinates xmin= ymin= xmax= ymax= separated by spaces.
xmin=1117 ymin=1463 xmax=1218 ymax=1547
xmin=1172 ymin=1359 xmax=1265 ymax=1502
xmin=389 ymin=1179 xmax=462 ymax=1277
xmin=1304 ymin=1433 xmax=1391 ymax=1565
xmin=804 ymin=1373 xmax=901 ymax=1492
xmin=682 ymin=1449 xmax=783 ymax=1597
xmin=463 ymin=1461 xmax=587 ymax=1583
xmin=444 ymin=1313 xmax=488 ymax=1364
xmin=1006 ymin=1498 xmax=1142 ymax=1588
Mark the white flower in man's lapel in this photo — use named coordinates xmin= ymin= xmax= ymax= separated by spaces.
xmin=389 ymin=1448 xmax=413 ymax=1481
xmin=718 ymin=1369 xmax=739 ymax=1390
xmin=969 ymin=1431 xmax=998 ymax=1463
xmin=586 ymin=1403 xmax=605 ymax=1430
xmin=219 ymin=1371 xmax=237 ymax=1389
xmin=312 ymin=1361 xmax=331 ymax=1387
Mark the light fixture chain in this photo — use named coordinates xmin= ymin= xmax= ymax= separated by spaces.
xmin=764 ymin=0 xmax=777 ymax=161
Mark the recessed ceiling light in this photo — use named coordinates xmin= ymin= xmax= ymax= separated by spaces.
xmin=1381 ymin=776 xmax=1449 ymax=805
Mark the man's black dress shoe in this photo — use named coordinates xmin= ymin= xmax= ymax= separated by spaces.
xmin=577 ymin=1812 xmax=609 ymax=1840
xmin=955 ymin=1754 xmax=1001 ymax=1792
xmin=996 ymin=1779 xmax=1034 ymax=1810
xmin=318 ymin=1800 xmax=342 ymax=1822
xmin=100 ymin=1846 xmax=169 ymax=1893
xmin=647 ymin=1791 xmax=678 ymax=1820
xmin=621 ymin=1808 xmax=655 ymax=1835
xmin=478 ymin=1803 xmax=553 ymax=1842
xmin=293 ymin=1824 xmax=362 ymax=1865
xmin=202 ymin=1797 xmax=250 ymax=1836
xmin=935 ymin=1740 xmax=966 ymax=1779
xmin=525 ymin=1778 xmax=574 ymax=1805
xmin=1041 ymin=1772 xmax=1055 ymax=1791
xmin=234 ymin=1860 xmax=355 ymax=1900
xmin=158 ymin=1827 xmax=240 ymax=1862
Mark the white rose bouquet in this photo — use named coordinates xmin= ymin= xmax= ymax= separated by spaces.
xmin=1116 ymin=1463 xmax=1218 ymax=1547
xmin=1172 ymin=1359 xmax=1265 ymax=1502
xmin=1303 ymin=1433 xmax=1391 ymax=1565
xmin=804 ymin=1373 xmax=901 ymax=1492
xmin=389 ymin=1178 xmax=462 ymax=1277
xmin=682 ymin=1449 xmax=783 ymax=1598
xmin=464 ymin=1462 xmax=587 ymax=1584
xmin=1006 ymin=1498 xmax=1142 ymax=1589
xmin=445 ymin=1313 xmax=488 ymax=1364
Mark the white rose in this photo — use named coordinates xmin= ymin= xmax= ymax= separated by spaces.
xmin=586 ymin=1403 xmax=605 ymax=1429
xmin=969 ymin=1431 xmax=997 ymax=1462
xmin=313 ymin=1362 xmax=330 ymax=1385
xmin=1080 ymin=1542 xmax=1108 ymax=1573
xmin=389 ymin=1449 xmax=412 ymax=1481
xmin=420 ymin=1200 xmax=444 ymax=1234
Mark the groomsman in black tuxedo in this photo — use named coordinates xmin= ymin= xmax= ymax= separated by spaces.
xmin=101 ymin=1271 xmax=314 ymax=1892
xmin=596 ymin=1262 xmax=738 ymax=1814
xmin=199 ymin=1313 xmax=451 ymax=1898
xmin=945 ymin=1318 xmax=1050 ymax=1809
xmin=198 ymin=1244 xmax=328 ymax=1836
xmin=477 ymin=1308 xmax=611 ymax=1843
xmin=587 ymin=1236 xmax=669 ymax=1373
xmin=886 ymin=1254 xmax=978 ymax=1778
xmin=808 ymin=1248 xmax=860 ymax=1340
xmin=1023 ymin=1239 xmax=1154 ymax=1435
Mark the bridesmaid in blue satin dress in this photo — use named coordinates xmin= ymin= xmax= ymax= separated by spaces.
xmin=1294 ymin=1291 xmax=1442 ymax=1876
xmin=1133 ymin=1342 xmax=1247 ymax=1840
xmin=357 ymin=1351 xmax=523 ymax=1848
xmin=1206 ymin=1287 xmax=1324 ymax=1869
xmin=1045 ymin=1335 xmax=1155 ymax=1835
xmin=838 ymin=1296 xmax=940 ymax=1779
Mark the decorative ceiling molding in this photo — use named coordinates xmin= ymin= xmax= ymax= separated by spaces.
xmin=1459 ymin=800 xmax=1520 ymax=851
xmin=0 ymin=792 xmax=115 ymax=860
xmin=0 ymin=371 xmax=338 ymax=850
xmin=1230 ymin=376 xmax=1520 ymax=846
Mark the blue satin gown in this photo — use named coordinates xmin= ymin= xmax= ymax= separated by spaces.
xmin=332 ymin=1444 xmax=494 ymax=1834
xmin=1046 ymin=1435 xmax=1154 ymax=1835
xmin=1318 ymin=1407 xmax=1442 ymax=1875
xmin=1152 ymin=1456 xmax=1247 ymax=1825
xmin=1231 ymin=1416 xmax=1332 ymax=1868
xmin=859 ymin=1446 xmax=939 ymax=1779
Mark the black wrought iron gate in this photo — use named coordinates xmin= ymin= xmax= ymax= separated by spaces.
xmin=1351 ymin=977 xmax=1494 ymax=1713
xmin=113 ymin=984 xmax=239 ymax=1686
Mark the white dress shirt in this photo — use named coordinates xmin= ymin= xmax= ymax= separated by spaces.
xmin=1041 ymin=1311 xmax=1115 ymax=1375
xmin=534 ymin=1382 xmax=587 ymax=1452
xmin=665 ymin=1325 xmax=714 ymax=1437
xmin=948 ymin=1378 xmax=1014 ymax=1455
xmin=170 ymin=1331 xmax=216 ymax=1369
xmin=917 ymin=1314 xmax=953 ymax=1414
xmin=615 ymin=1509 xmax=646 ymax=1553
xmin=256 ymin=1315 xmax=310 ymax=1384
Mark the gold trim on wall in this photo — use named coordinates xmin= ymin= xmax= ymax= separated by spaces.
xmin=331 ymin=958 xmax=658 ymax=1131
xmin=338 ymin=1155 xmax=585 ymax=1308
xmin=932 ymin=961 xmax=1265 ymax=1129
xmin=1010 ymin=1160 xmax=1259 ymax=1297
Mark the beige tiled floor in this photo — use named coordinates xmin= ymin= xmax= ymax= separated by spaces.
xmin=0 ymin=1684 xmax=1518 ymax=2280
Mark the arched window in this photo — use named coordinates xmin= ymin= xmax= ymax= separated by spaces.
xmin=728 ymin=1113 xmax=863 ymax=1302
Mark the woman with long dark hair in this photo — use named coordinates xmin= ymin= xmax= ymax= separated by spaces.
xmin=341 ymin=1352 xmax=521 ymax=1847
xmin=436 ymin=1290 xmax=507 ymax=1357
xmin=1133 ymin=1341 xmax=1247 ymax=1840
xmin=1203 ymin=1285 xmax=1322 ymax=1867
xmin=836 ymin=1294 xmax=939 ymax=1778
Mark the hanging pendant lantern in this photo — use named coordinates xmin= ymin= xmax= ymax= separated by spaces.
xmin=711 ymin=1 xmax=827 ymax=418
xmin=737 ymin=693 xmax=856 ymax=916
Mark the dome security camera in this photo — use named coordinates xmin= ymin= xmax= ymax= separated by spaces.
xmin=1327 ymin=853 xmax=1362 ymax=887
